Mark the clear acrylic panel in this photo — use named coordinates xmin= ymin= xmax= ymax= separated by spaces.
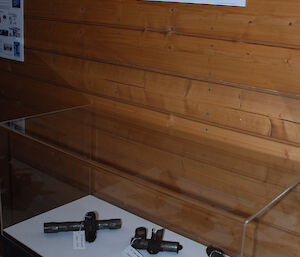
xmin=241 ymin=179 xmax=300 ymax=257
xmin=0 ymin=106 xmax=92 ymax=232
xmin=0 ymin=82 xmax=90 ymax=124
xmin=0 ymin=104 xmax=299 ymax=257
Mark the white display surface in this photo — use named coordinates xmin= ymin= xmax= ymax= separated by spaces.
xmin=145 ymin=0 xmax=246 ymax=7
xmin=4 ymin=195 xmax=212 ymax=257
xmin=0 ymin=0 xmax=24 ymax=61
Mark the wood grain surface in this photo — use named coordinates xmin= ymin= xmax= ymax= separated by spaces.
xmin=1 ymin=1 xmax=299 ymax=256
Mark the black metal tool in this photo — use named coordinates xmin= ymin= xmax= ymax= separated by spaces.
xmin=131 ymin=227 xmax=183 ymax=254
xmin=44 ymin=211 xmax=122 ymax=242
xmin=206 ymin=245 xmax=225 ymax=257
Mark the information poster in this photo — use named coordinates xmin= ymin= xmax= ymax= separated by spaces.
xmin=0 ymin=0 xmax=24 ymax=61
xmin=146 ymin=0 xmax=246 ymax=7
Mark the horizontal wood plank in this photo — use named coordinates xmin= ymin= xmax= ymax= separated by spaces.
xmin=91 ymin=97 xmax=300 ymax=174
xmin=90 ymin=113 xmax=300 ymax=192
xmin=24 ymin=18 xmax=300 ymax=95
xmin=2 ymin=50 xmax=300 ymax=144
xmin=3 ymin=49 xmax=300 ymax=124
xmin=240 ymin=91 xmax=300 ymax=123
xmin=10 ymin=131 xmax=90 ymax=191
xmin=25 ymin=0 xmax=300 ymax=48
xmin=25 ymin=115 xmax=92 ymax=158
xmin=0 ymin=70 xmax=89 ymax=115
xmin=254 ymin=222 xmax=300 ymax=257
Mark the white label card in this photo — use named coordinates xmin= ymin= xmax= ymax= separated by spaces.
xmin=122 ymin=246 xmax=144 ymax=257
xmin=73 ymin=231 xmax=86 ymax=250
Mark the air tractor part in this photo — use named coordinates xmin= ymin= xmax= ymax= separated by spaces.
xmin=44 ymin=211 xmax=122 ymax=242
xmin=131 ymin=227 xmax=183 ymax=254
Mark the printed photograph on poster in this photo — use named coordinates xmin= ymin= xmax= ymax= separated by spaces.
xmin=4 ymin=42 xmax=12 ymax=55
xmin=144 ymin=0 xmax=246 ymax=7
xmin=9 ymin=27 xmax=20 ymax=37
xmin=12 ymin=0 xmax=20 ymax=8
xmin=0 ymin=0 xmax=23 ymax=61
xmin=0 ymin=12 xmax=8 ymax=25
xmin=0 ymin=29 xmax=8 ymax=36
xmin=9 ymin=13 xmax=18 ymax=26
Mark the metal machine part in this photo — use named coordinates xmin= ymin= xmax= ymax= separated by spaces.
xmin=131 ymin=227 xmax=183 ymax=254
xmin=206 ymin=245 xmax=225 ymax=257
xmin=44 ymin=211 xmax=122 ymax=242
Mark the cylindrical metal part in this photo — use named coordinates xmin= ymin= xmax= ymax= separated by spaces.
xmin=160 ymin=241 xmax=183 ymax=253
xmin=44 ymin=219 xmax=122 ymax=233
xmin=132 ymin=239 xmax=182 ymax=253
xmin=97 ymin=219 xmax=122 ymax=230
xmin=44 ymin=222 xmax=83 ymax=233
xmin=131 ymin=239 xmax=148 ymax=249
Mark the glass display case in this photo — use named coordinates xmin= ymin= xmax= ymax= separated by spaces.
xmin=0 ymin=104 xmax=299 ymax=257
xmin=240 ymin=179 xmax=299 ymax=257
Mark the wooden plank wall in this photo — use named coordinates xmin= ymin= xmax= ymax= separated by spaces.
xmin=0 ymin=128 xmax=10 ymax=225
xmin=1 ymin=0 xmax=300 ymax=256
